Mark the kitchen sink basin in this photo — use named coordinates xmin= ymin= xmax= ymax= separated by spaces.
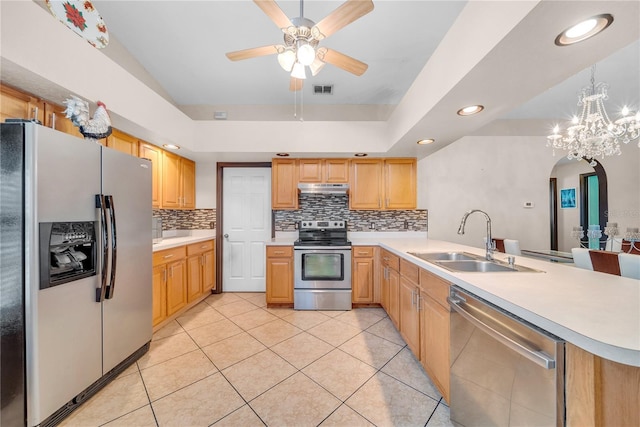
xmin=408 ymin=251 xmax=480 ymax=262
xmin=435 ymin=259 xmax=543 ymax=273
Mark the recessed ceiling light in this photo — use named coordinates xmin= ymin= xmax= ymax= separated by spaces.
xmin=276 ymin=153 xmax=290 ymax=157
xmin=163 ymin=144 xmax=180 ymax=150
xmin=417 ymin=139 xmax=435 ymax=145
xmin=457 ymin=105 xmax=484 ymax=116
xmin=354 ymin=153 xmax=368 ymax=157
xmin=555 ymin=14 xmax=613 ymax=46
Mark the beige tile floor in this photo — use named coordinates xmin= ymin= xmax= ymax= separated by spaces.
xmin=60 ymin=292 xmax=454 ymax=427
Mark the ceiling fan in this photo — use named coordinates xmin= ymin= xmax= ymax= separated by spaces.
xmin=226 ymin=0 xmax=374 ymax=91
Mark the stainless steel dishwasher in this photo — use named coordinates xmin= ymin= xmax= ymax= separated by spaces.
xmin=448 ymin=286 xmax=565 ymax=427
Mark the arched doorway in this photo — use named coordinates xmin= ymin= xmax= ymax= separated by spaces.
xmin=549 ymin=158 xmax=608 ymax=251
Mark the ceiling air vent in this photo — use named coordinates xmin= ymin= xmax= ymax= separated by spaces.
xmin=313 ymin=85 xmax=333 ymax=95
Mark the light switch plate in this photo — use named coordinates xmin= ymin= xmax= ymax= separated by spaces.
xmin=523 ymin=201 xmax=534 ymax=208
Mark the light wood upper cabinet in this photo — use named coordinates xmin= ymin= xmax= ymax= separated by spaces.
xmin=298 ymin=159 xmax=323 ymax=182
xmin=272 ymin=159 xmax=298 ymax=210
xmin=161 ymin=151 xmax=195 ymax=210
xmin=350 ymin=158 xmax=416 ymax=210
xmin=106 ymin=129 xmax=138 ymax=156
xmin=266 ymin=246 xmax=294 ymax=304
xmin=298 ymin=158 xmax=350 ymax=183
xmin=350 ymin=159 xmax=384 ymax=209
xmin=325 ymin=159 xmax=349 ymax=183
xmin=43 ymin=102 xmax=83 ymax=138
xmin=181 ymin=158 xmax=196 ymax=209
xmin=139 ymin=142 xmax=163 ymax=209
xmin=0 ymin=84 xmax=45 ymax=124
xmin=162 ymin=150 xmax=181 ymax=209
xmin=384 ymin=158 xmax=417 ymax=209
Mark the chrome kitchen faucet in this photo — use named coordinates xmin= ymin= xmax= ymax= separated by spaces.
xmin=457 ymin=209 xmax=495 ymax=260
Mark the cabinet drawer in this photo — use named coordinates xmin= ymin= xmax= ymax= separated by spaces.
xmin=353 ymin=246 xmax=375 ymax=258
xmin=400 ymin=258 xmax=419 ymax=285
xmin=187 ymin=239 xmax=214 ymax=256
xmin=380 ymin=249 xmax=399 ymax=271
xmin=153 ymin=246 xmax=186 ymax=266
xmin=267 ymin=246 xmax=293 ymax=258
xmin=419 ymin=269 xmax=451 ymax=308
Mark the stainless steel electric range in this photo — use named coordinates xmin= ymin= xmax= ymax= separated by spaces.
xmin=293 ymin=220 xmax=352 ymax=310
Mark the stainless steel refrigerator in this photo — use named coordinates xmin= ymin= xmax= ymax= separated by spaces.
xmin=1 ymin=122 xmax=152 ymax=426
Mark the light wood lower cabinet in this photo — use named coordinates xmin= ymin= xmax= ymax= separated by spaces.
xmin=399 ymin=259 xmax=420 ymax=357
xmin=380 ymin=249 xmax=400 ymax=327
xmin=152 ymin=240 xmax=215 ymax=328
xmin=419 ymin=268 xmax=451 ymax=404
xmin=266 ymin=246 xmax=294 ymax=304
xmin=352 ymin=246 xmax=375 ymax=303
xmin=186 ymin=240 xmax=216 ymax=302
xmin=152 ymin=264 xmax=168 ymax=326
xmin=566 ymin=343 xmax=639 ymax=427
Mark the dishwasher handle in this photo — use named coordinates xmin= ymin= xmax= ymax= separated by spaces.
xmin=448 ymin=296 xmax=556 ymax=369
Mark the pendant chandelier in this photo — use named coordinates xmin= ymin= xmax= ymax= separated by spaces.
xmin=547 ymin=65 xmax=640 ymax=166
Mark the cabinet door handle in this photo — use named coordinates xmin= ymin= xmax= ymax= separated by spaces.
xmin=386 ymin=198 xmax=390 ymax=207
xmin=416 ymin=293 xmax=422 ymax=311
xmin=274 ymin=250 xmax=284 ymax=255
xmin=378 ymin=198 xmax=381 ymax=208
xmin=201 ymin=255 xmax=204 ymax=266
xmin=51 ymin=113 xmax=56 ymax=128
xmin=31 ymin=107 xmax=39 ymax=121
xmin=163 ymin=254 xmax=174 ymax=259
xmin=357 ymin=251 xmax=369 ymax=256
xmin=411 ymin=288 xmax=416 ymax=307
xmin=169 ymin=266 xmax=174 ymax=278
xmin=164 ymin=268 xmax=167 ymax=283
xmin=200 ymin=245 xmax=208 ymax=249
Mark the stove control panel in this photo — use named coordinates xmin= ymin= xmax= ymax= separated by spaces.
xmin=299 ymin=220 xmax=346 ymax=230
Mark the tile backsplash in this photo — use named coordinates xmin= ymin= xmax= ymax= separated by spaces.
xmin=153 ymin=209 xmax=216 ymax=230
xmin=274 ymin=194 xmax=428 ymax=232
xmin=154 ymin=195 xmax=427 ymax=233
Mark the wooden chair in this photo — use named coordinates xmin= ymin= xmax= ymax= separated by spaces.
xmin=621 ymin=240 xmax=640 ymax=255
xmin=588 ymin=250 xmax=621 ymax=276
xmin=618 ymin=253 xmax=640 ymax=280
xmin=571 ymin=248 xmax=593 ymax=270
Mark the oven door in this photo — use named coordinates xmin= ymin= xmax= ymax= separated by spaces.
xmin=294 ymin=247 xmax=352 ymax=290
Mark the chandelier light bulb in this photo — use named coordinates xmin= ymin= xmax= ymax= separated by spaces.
xmin=571 ymin=116 xmax=579 ymax=124
xmin=291 ymin=62 xmax=307 ymax=80
xmin=277 ymin=50 xmax=296 ymax=72
xmin=621 ymin=106 xmax=629 ymax=116
xmin=552 ymin=125 xmax=559 ymax=134
xmin=297 ymin=44 xmax=316 ymax=66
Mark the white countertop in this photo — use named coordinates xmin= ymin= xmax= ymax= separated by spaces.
xmin=268 ymin=234 xmax=640 ymax=366
xmin=152 ymin=229 xmax=216 ymax=251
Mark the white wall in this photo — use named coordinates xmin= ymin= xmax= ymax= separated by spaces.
xmin=195 ymin=161 xmax=217 ymax=209
xmin=419 ymin=135 xmax=640 ymax=252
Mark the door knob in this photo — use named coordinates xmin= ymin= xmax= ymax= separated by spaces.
xmin=223 ymin=234 xmax=229 ymax=238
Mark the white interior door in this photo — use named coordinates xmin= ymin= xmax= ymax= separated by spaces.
xmin=222 ymin=167 xmax=271 ymax=292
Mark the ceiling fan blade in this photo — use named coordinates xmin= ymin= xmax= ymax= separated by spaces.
xmin=314 ymin=0 xmax=374 ymax=39
xmin=290 ymin=77 xmax=303 ymax=92
xmin=253 ymin=0 xmax=293 ymax=29
xmin=323 ymin=49 xmax=368 ymax=76
xmin=226 ymin=45 xmax=281 ymax=61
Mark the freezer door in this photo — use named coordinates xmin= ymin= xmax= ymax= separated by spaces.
xmin=101 ymin=147 xmax=152 ymax=372
xmin=28 ymin=125 xmax=103 ymax=425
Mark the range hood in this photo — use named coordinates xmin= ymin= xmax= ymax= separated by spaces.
xmin=298 ymin=183 xmax=349 ymax=194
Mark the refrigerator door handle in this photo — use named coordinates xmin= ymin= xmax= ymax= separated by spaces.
xmin=95 ymin=194 xmax=109 ymax=303
xmin=105 ymin=195 xmax=118 ymax=299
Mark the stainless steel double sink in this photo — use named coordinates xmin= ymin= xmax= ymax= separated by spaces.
xmin=407 ymin=251 xmax=543 ymax=273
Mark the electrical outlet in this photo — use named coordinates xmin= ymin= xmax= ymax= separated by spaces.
xmin=403 ymin=220 xmax=409 ymax=229
xmin=369 ymin=222 xmax=375 ymax=229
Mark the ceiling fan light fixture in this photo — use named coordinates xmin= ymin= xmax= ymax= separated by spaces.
xmin=277 ymin=49 xmax=296 ymax=72
xmin=297 ymin=43 xmax=316 ymax=66
xmin=309 ymin=57 xmax=326 ymax=76
xmin=291 ymin=62 xmax=307 ymax=79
